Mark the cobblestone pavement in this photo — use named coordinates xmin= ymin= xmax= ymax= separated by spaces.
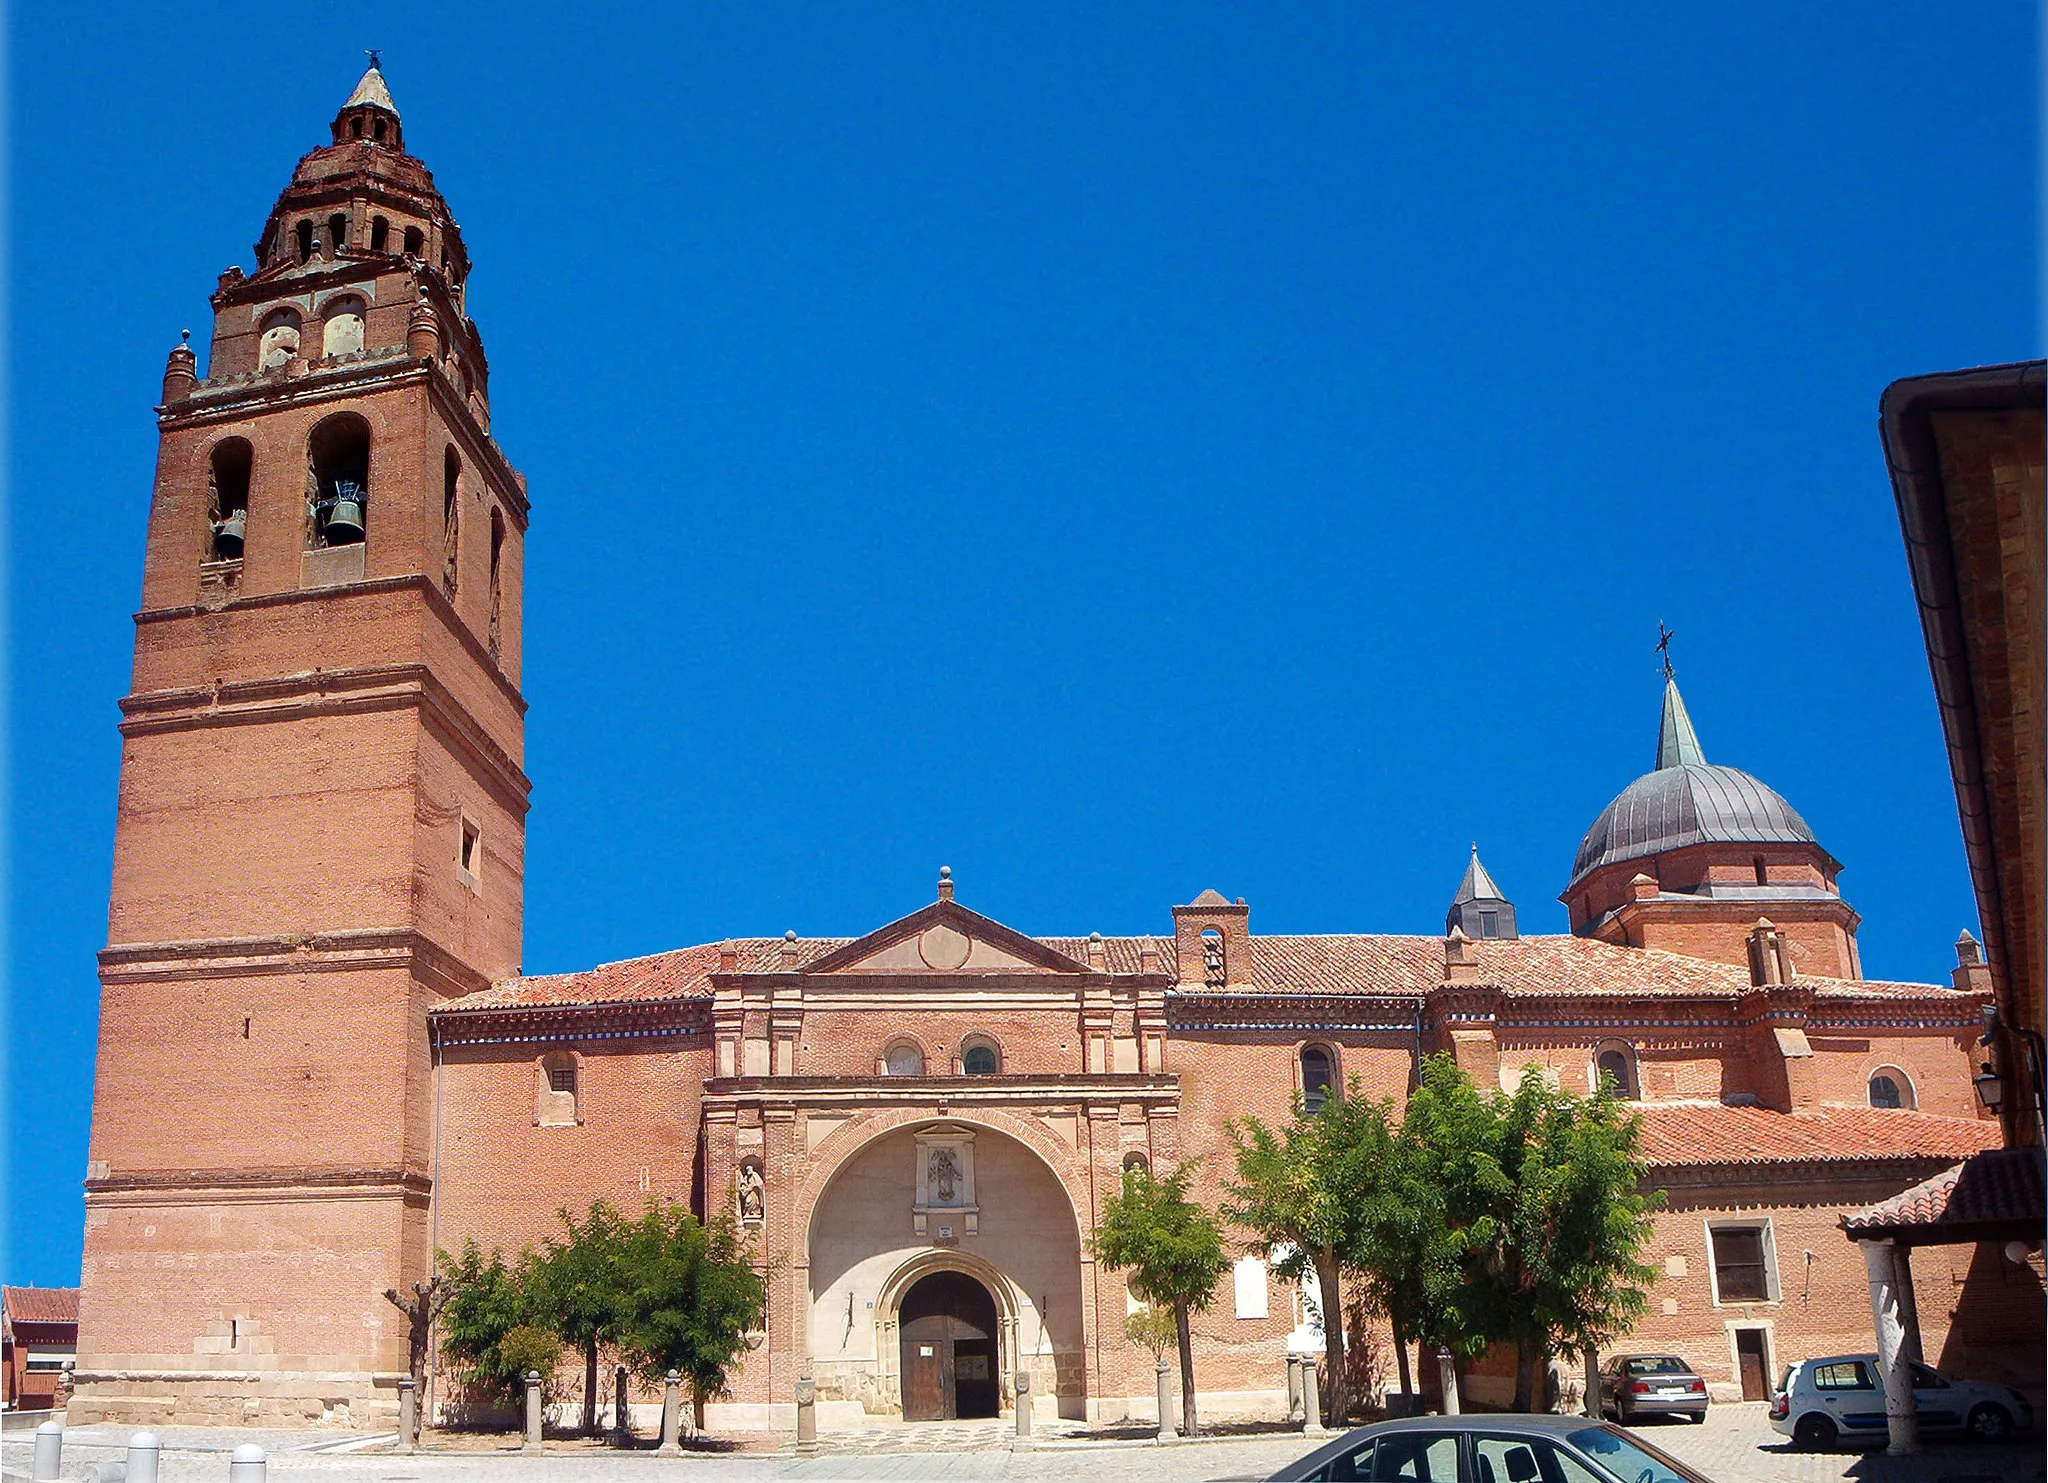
xmin=5 ymin=1403 xmax=2040 ymax=1483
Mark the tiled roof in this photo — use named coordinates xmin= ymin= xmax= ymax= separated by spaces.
xmin=1635 ymin=1105 xmax=2001 ymax=1169
xmin=3 ymin=1286 xmax=79 ymax=1324
xmin=1842 ymin=1146 xmax=2046 ymax=1235
xmin=447 ymin=930 xmax=1974 ymax=1015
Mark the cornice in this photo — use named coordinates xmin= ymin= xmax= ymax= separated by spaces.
xmin=701 ymin=1074 xmax=1179 ymax=1115
xmin=84 ymin=1165 xmax=431 ymax=1205
xmin=434 ymin=999 xmax=711 ymax=1046
xmin=99 ymin=927 xmax=492 ymax=999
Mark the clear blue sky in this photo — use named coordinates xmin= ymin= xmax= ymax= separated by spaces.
xmin=5 ymin=4 xmax=2038 ymax=1283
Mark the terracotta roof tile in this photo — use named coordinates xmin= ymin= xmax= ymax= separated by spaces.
xmin=1842 ymin=1146 xmax=2046 ymax=1233
xmin=1635 ymin=1105 xmax=2001 ymax=1168
xmin=3 ymin=1286 xmax=79 ymax=1324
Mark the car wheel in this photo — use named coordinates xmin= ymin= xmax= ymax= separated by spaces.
xmin=1793 ymin=1414 xmax=1837 ymax=1451
xmin=1689 ymin=1411 xmax=1706 ymax=1424
xmin=1967 ymin=1404 xmax=2013 ymax=1442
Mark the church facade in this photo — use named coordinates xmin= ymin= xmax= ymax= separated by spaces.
xmin=72 ymin=66 xmax=2029 ymax=1431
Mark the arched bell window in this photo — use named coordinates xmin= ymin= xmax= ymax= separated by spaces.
xmin=306 ymin=413 xmax=371 ymax=549
xmin=327 ymin=213 xmax=348 ymax=254
xmin=320 ymin=296 xmax=366 ymax=359
xmin=442 ymin=447 xmax=462 ymax=599
xmin=1593 ymin=1040 xmax=1639 ymax=1099
xmin=206 ymin=438 xmax=253 ymax=563
xmin=882 ymin=1040 xmax=925 ymax=1077
xmin=1868 ymin=1067 xmax=1915 ymax=1110
xmin=961 ymin=1037 xmax=1000 ymax=1076
xmin=403 ymin=225 xmax=425 ymax=258
xmin=1300 ymin=1044 xmax=1336 ymax=1113
xmin=257 ymin=308 xmax=302 ymax=371
xmin=487 ymin=509 xmax=505 ymax=659
xmin=369 ymin=215 xmax=390 ymax=254
xmin=295 ymin=220 xmax=315 ymax=262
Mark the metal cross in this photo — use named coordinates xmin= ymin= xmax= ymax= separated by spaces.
xmin=365 ymin=48 xmax=383 ymax=69
xmin=1655 ymin=622 xmax=1677 ymax=681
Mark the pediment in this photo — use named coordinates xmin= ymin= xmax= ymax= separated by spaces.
xmin=801 ymin=901 xmax=1086 ymax=976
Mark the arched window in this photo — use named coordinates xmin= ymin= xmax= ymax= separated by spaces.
xmin=257 ymin=308 xmax=302 ymax=371
xmin=488 ymin=509 xmax=505 ymax=659
xmin=373 ymin=118 xmax=388 ymax=144
xmin=442 ymin=448 xmax=461 ymax=598
xmin=537 ymin=1050 xmax=579 ymax=1126
xmin=207 ymin=439 xmax=253 ymax=562
xmin=1200 ymin=927 xmax=1225 ymax=987
xmin=370 ymin=216 xmax=390 ymax=254
xmin=320 ymin=296 xmax=366 ymax=359
xmin=1753 ymin=856 xmax=1769 ymax=886
xmin=1300 ymin=1045 xmax=1335 ymax=1113
xmin=295 ymin=220 xmax=314 ymax=261
xmin=328 ymin=213 xmax=348 ymax=254
xmin=1868 ymin=1068 xmax=1915 ymax=1110
xmin=1121 ymin=1151 xmax=1150 ymax=1176
xmin=961 ymin=1037 xmax=1000 ymax=1076
xmin=350 ymin=117 xmax=364 ymax=139
xmin=403 ymin=225 xmax=425 ymax=258
xmin=882 ymin=1040 xmax=924 ymax=1076
xmin=307 ymin=413 xmax=370 ymax=549
xmin=1593 ymin=1041 xmax=1638 ymax=1099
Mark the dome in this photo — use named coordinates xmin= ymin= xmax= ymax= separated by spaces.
xmin=1569 ymin=762 xmax=1818 ymax=885
xmin=1567 ymin=676 xmax=1823 ymax=888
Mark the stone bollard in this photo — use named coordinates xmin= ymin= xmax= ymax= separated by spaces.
xmin=1436 ymin=1347 xmax=1460 ymax=1416
xmin=1154 ymin=1359 xmax=1174 ymax=1443
xmin=658 ymin=1370 xmax=683 ymax=1455
xmin=794 ymin=1374 xmax=819 ymax=1457
xmin=397 ymin=1376 xmax=417 ymax=1454
xmin=1012 ymin=1370 xmax=1032 ymax=1450
xmin=1302 ymin=1361 xmax=1326 ymax=1436
xmin=228 ymin=1443 xmax=267 ymax=1483
xmin=1286 ymin=1354 xmax=1303 ymax=1423
xmin=522 ymin=1370 xmax=544 ymax=1453
xmin=615 ymin=1364 xmax=630 ymax=1443
xmin=32 ymin=1420 xmax=63 ymax=1481
xmin=127 ymin=1431 xmax=161 ymax=1483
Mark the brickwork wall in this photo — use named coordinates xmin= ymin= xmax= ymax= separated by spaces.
xmin=795 ymin=1010 xmax=1086 ymax=1076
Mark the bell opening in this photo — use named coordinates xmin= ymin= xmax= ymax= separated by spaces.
xmin=308 ymin=414 xmax=371 ymax=550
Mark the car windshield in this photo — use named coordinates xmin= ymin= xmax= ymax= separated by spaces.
xmin=1622 ymin=1357 xmax=1691 ymax=1376
xmin=1567 ymin=1424 xmax=1714 ymax=1483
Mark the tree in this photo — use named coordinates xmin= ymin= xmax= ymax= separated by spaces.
xmin=1123 ymin=1302 xmax=1178 ymax=1364
xmin=384 ymin=1275 xmax=453 ymax=1390
xmin=613 ymin=1202 xmax=767 ymax=1429
xmin=437 ymin=1239 xmax=545 ymax=1406
xmin=1224 ymin=1088 xmax=1404 ymax=1424
xmin=1400 ymin=1056 xmax=1660 ymax=1410
xmin=1090 ymin=1162 xmax=1230 ymax=1436
xmin=530 ymin=1202 xmax=636 ymax=1433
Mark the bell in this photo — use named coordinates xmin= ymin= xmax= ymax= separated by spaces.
xmin=325 ymin=495 xmax=366 ymax=545
xmin=212 ymin=510 xmax=246 ymax=559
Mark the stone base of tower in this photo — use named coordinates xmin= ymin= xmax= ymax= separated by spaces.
xmin=66 ymin=1370 xmax=400 ymax=1430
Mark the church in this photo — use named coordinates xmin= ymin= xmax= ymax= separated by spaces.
xmin=71 ymin=63 xmax=2030 ymax=1431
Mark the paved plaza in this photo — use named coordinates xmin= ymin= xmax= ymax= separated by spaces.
xmin=4 ymin=1405 xmax=2041 ymax=1483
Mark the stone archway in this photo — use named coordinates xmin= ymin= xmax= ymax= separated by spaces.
xmin=805 ymin=1120 xmax=1088 ymax=1419
xmin=897 ymin=1269 xmax=1001 ymax=1419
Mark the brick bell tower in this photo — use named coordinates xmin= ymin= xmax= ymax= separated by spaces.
xmin=74 ymin=60 xmax=528 ymax=1427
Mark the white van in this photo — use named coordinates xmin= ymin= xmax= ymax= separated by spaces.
xmin=1770 ymin=1354 xmax=2032 ymax=1449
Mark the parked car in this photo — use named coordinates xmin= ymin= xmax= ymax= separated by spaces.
xmin=1265 ymin=1413 xmax=1713 ymax=1482
xmin=1597 ymin=1354 xmax=1708 ymax=1424
xmin=1770 ymin=1353 xmax=2034 ymax=1449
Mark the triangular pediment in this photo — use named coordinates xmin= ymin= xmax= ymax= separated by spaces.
xmin=800 ymin=901 xmax=1087 ymax=975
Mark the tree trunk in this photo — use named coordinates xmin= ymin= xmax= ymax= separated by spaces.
xmin=1312 ymin=1245 xmax=1347 ymax=1424
xmin=1391 ymin=1311 xmax=1413 ymax=1397
xmin=1173 ymin=1301 xmax=1199 ymax=1437
xmin=692 ymin=1385 xmax=706 ymax=1435
xmin=584 ymin=1338 xmax=600 ymax=1433
xmin=1511 ymin=1334 xmax=1537 ymax=1413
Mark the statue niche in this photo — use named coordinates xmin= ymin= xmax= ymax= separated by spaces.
xmin=912 ymin=1126 xmax=978 ymax=1242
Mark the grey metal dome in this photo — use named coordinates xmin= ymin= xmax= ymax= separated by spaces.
xmin=1568 ymin=678 xmax=1821 ymax=887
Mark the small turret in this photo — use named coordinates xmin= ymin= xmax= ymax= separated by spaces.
xmin=331 ymin=55 xmax=404 ymax=153
xmin=1446 ymin=844 xmax=1517 ymax=940
xmin=160 ymin=330 xmax=197 ymax=403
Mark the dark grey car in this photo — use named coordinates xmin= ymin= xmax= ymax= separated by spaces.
xmin=1260 ymin=1413 xmax=1714 ymax=1483
xmin=1598 ymin=1354 xmax=1709 ymax=1424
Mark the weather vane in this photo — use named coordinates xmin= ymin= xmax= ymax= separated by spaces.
xmin=1655 ymin=622 xmax=1677 ymax=682
xmin=365 ymin=48 xmax=383 ymax=69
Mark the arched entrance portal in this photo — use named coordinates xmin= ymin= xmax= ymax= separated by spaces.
xmin=898 ymin=1270 xmax=1000 ymax=1419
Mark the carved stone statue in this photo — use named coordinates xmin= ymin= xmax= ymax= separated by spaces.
xmin=927 ymin=1147 xmax=960 ymax=1205
xmin=736 ymin=1162 xmax=764 ymax=1223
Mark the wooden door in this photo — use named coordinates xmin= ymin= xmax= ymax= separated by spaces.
xmin=902 ymin=1333 xmax=947 ymax=1421
xmin=1735 ymin=1328 xmax=1769 ymax=1401
xmin=897 ymin=1271 xmax=999 ymax=1420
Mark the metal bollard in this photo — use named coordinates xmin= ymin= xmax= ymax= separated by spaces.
xmin=32 ymin=1420 xmax=63 ymax=1481
xmin=1154 ymin=1359 xmax=1174 ymax=1443
xmin=1012 ymin=1370 xmax=1032 ymax=1449
xmin=615 ymin=1364 xmax=630 ymax=1442
xmin=794 ymin=1374 xmax=818 ymax=1457
xmin=658 ymin=1369 xmax=682 ymax=1455
xmin=522 ymin=1370 xmax=544 ymax=1453
xmin=1286 ymin=1354 xmax=1302 ymax=1423
xmin=1437 ymin=1347 xmax=1460 ymax=1416
xmin=1302 ymin=1361 xmax=1326 ymax=1436
xmin=228 ymin=1443 xmax=267 ymax=1483
xmin=127 ymin=1431 xmax=161 ymax=1483
xmin=397 ymin=1376 xmax=417 ymax=1454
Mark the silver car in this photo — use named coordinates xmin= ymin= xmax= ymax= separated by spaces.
xmin=1598 ymin=1354 xmax=1708 ymax=1424
xmin=1263 ymin=1413 xmax=1713 ymax=1482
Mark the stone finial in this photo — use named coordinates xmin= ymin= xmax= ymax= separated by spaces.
xmin=780 ymin=929 xmax=799 ymax=968
xmin=937 ymin=865 xmax=954 ymax=902
xmin=1953 ymin=929 xmax=1993 ymax=993
xmin=1444 ymin=925 xmax=1479 ymax=982
xmin=1747 ymin=917 xmax=1792 ymax=987
xmin=407 ymin=291 xmax=441 ymax=361
xmin=1956 ymin=929 xmax=1984 ymax=967
xmin=1138 ymin=936 xmax=1159 ymax=974
xmin=1085 ymin=931 xmax=1106 ymax=968
xmin=1628 ymin=872 xmax=1659 ymax=903
xmin=161 ymin=330 xmax=198 ymax=403
xmin=717 ymin=939 xmax=739 ymax=972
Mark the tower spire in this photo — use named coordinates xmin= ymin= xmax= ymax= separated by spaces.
xmin=1656 ymin=676 xmax=1706 ymax=769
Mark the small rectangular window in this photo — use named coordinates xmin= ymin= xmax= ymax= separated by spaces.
xmin=1710 ymin=1224 xmax=1774 ymax=1302
xmin=1479 ymin=910 xmax=1498 ymax=938
xmin=459 ymin=819 xmax=480 ymax=878
xmin=548 ymin=1063 xmax=577 ymax=1095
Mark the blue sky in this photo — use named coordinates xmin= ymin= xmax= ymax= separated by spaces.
xmin=5 ymin=4 xmax=2038 ymax=1282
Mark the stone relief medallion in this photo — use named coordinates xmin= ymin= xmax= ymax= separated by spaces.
xmin=917 ymin=923 xmax=972 ymax=970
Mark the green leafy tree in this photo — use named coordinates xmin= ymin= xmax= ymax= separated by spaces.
xmin=1401 ymin=1056 xmax=1660 ymax=1410
xmin=614 ymin=1202 xmax=768 ymax=1429
xmin=1090 ymin=1162 xmax=1230 ymax=1436
xmin=531 ymin=1202 xmax=636 ymax=1433
xmin=437 ymin=1239 xmax=545 ymax=1405
xmin=1123 ymin=1302 xmax=1178 ymax=1364
xmin=499 ymin=1325 xmax=567 ymax=1407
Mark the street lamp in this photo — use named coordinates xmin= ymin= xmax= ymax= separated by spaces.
xmin=1973 ymin=1062 xmax=2004 ymax=1114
